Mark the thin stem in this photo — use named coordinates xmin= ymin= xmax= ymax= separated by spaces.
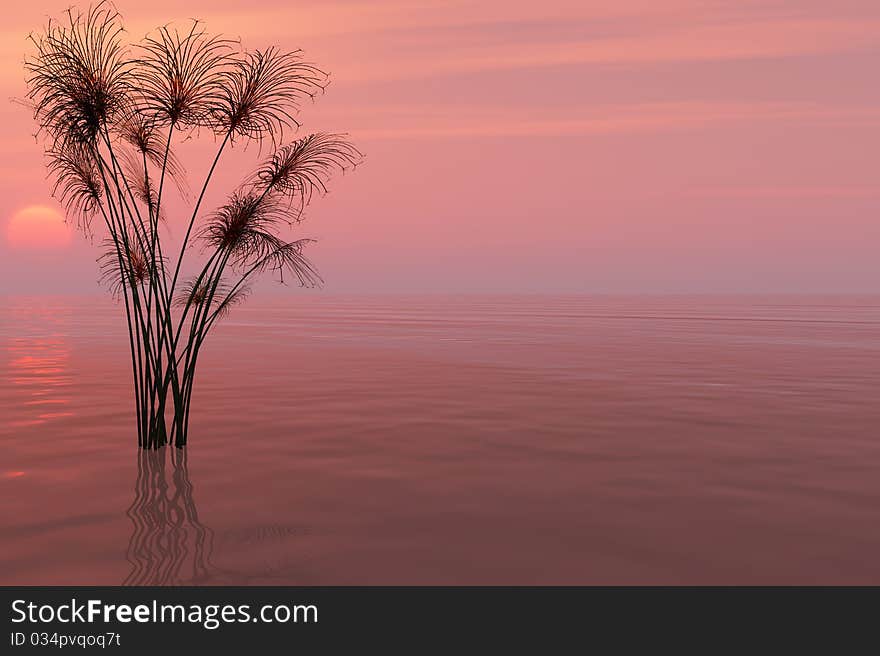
xmin=93 ymin=148 xmax=146 ymax=443
xmin=169 ymin=130 xmax=231 ymax=299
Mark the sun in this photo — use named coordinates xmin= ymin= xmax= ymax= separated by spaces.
xmin=6 ymin=205 xmax=72 ymax=250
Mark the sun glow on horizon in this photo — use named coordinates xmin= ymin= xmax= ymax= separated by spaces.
xmin=6 ymin=205 xmax=72 ymax=250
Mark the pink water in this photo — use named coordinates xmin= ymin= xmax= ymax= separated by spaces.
xmin=1 ymin=295 xmax=879 ymax=584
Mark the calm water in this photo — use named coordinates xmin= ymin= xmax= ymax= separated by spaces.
xmin=1 ymin=294 xmax=879 ymax=585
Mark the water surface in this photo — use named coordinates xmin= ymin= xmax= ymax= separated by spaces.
xmin=2 ymin=295 xmax=879 ymax=584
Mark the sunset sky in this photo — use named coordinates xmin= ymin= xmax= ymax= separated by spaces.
xmin=0 ymin=0 xmax=878 ymax=294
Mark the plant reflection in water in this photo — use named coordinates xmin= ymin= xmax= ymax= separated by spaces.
xmin=124 ymin=448 xmax=310 ymax=585
xmin=124 ymin=447 xmax=216 ymax=585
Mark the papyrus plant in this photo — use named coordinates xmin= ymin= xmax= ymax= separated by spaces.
xmin=25 ymin=3 xmax=361 ymax=448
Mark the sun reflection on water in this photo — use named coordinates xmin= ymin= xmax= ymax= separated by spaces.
xmin=6 ymin=335 xmax=74 ymax=427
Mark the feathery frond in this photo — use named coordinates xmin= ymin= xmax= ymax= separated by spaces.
xmin=99 ymin=237 xmax=162 ymax=297
xmin=213 ymin=283 xmax=251 ymax=319
xmin=252 ymin=133 xmax=362 ymax=210
xmin=197 ymin=191 xmax=286 ymax=262
xmin=212 ymin=48 xmax=328 ymax=145
xmin=25 ymin=1 xmax=132 ymax=148
xmin=197 ymin=192 xmax=321 ymax=284
xmin=250 ymin=239 xmax=322 ymax=286
xmin=174 ymin=277 xmax=250 ymax=319
xmin=174 ymin=276 xmax=216 ymax=307
xmin=119 ymin=149 xmax=164 ymax=224
xmin=137 ymin=21 xmax=234 ymax=128
xmin=46 ymin=144 xmax=103 ymax=233
xmin=114 ymin=107 xmax=189 ymax=197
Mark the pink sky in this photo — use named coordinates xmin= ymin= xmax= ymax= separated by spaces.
xmin=1 ymin=0 xmax=879 ymax=294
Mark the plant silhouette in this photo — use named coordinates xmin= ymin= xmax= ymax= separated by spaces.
xmin=24 ymin=3 xmax=361 ymax=447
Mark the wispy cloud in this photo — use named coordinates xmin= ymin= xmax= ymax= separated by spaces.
xmin=330 ymin=18 xmax=880 ymax=83
xmin=320 ymin=101 xmax=880 ymax=140
xmin=686 ymin=185 xmax=880 ymax=199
